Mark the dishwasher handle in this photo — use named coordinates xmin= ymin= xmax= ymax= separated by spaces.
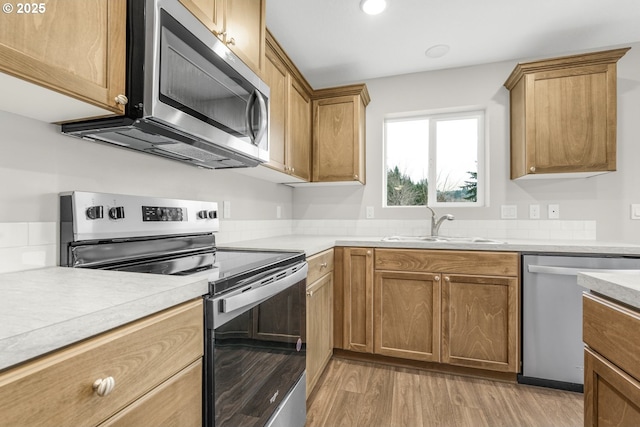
xmin=527 ymin=264 xmax=640 ymax=276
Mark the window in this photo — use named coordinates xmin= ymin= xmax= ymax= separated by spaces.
xmin=384 ymin=109 xmax=485 ymax=207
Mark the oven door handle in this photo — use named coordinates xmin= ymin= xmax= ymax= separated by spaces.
xmin=221 ymin=262 xmax=308 ymax=314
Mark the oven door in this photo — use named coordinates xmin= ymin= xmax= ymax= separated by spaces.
xmin=204 ymin=263 xmax=308 ymax=427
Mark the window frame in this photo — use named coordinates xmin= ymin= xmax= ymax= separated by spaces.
xmin=383 ymin=107 xmax=487 ymax=208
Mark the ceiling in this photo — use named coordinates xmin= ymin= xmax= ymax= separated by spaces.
xmin=266 ymin=0 xmax=640 ymax=88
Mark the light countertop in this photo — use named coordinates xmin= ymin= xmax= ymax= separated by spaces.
xmin=223 ymin=235 xmax=640 ymax=257
xmin=0 ymin=267 xmax=209 ymax=371
xmin=578 ymin=271 xmax=640 ymax=310
xmin=4 ymin=234 xmax=640 ymax=372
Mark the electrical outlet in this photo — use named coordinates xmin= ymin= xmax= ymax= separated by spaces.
xmin=223 ymin=201 xmax=231 ymax=219
xmin=548 ymin=204 xmax=560 ymax=219
xmin=529 ymin=204 xmax=540 ymax=219
xmin=631 ymin=204 xmax=640 ymax=220
xmin=276 ymin=205 xmax=282 ymax=219
xmin=501 ymin=205 xmax=517 ymax=219
xmin=366 ymin=206 xmax=375 ymax=219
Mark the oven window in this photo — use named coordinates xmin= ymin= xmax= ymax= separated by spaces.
xmin=212 ymin=280 xmax=306 ymax=427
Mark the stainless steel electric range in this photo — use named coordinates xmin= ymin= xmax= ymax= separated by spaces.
xmin=60 ymin=191 xmax=307 ymax=427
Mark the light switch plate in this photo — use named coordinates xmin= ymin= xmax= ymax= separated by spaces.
xmin=548 ymin=204 xmax=560 ymax=219
xmin=223 ymin=201 xmax=231 ymax=219
xmin=631 ymin=204 xmax=640 ymax=220
xmin=501 ymin=205 xmax=517 ymax=219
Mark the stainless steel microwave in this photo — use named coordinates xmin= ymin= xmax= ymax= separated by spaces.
xmin=62 ymin=0 xmax=270 ymax=169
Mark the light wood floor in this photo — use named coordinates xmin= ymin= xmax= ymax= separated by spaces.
xmin=306 ymin=358 xmax=583 ymax=427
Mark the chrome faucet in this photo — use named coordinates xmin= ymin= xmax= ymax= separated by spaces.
xmin=426 ymin=206 xmax=454 ymax=236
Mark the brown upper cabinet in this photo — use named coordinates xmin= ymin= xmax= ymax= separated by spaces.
xmin=263 ymin=31 xmax=312 ymax=181
xmin=313 ymin=85 xmax=370 ymax=184
xmin=504 ymin=48 xmax=630 ymax=179
xmin=0 ymin=0 xmax=127 ymax=119
xmin=180 ymin=0 xmax=265 ymax=74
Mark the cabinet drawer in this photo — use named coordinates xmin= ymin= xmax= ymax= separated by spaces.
xmin=375 ymin=249 xmax=519 ymax=276
xmin=100 ymin=359 xmax=202 ymax=427
xmin=584 ymin=293 xmax=640 ymax=382
xmin=307 ymin=249 xmax=334 ymax=284
xmin=0 ymin=299 xmax=203 ymax=427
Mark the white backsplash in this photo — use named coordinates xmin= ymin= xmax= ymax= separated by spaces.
xmin=0 ymin=219 xmax=595 ymax=273
xmin=0 ymin=222 xmax=57 ymax=274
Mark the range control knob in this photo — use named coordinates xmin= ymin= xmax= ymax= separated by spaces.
xmin=86 ymin=206 xmax=104 ymax=220
xmin=197 ymin=210 xmax=208 ymax=219
xmin=109 ymin=206 xmax=125 ymax=220
xmin=208 ymin=210 xmax=217 ymax=219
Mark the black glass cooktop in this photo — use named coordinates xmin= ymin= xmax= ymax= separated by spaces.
xmin=212 ymin=248 xmax=306 ymax=295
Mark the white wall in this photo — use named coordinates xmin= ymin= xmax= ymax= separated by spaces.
xmin=293 ymin=42 xmax=640 ymax=242
xmin=0 ymin=110 xmax=294 ymax=223
xmin=1 ymin=42 xmax=639 ymax=248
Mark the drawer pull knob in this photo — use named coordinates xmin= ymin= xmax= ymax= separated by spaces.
xmin=114 ymin=94 xmax=128 ymax=105
xmin=320 ymin=262 xmax=328 ymax=269
xmin=93 ymin=376 xmax=116 ymax=397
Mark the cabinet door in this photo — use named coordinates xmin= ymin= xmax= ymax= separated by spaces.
xmin=442 ymin=274 xmax=519 ymax=372
xmin=225 ymin=0 xmax=265 ymax=73
xmin=263 ymin=46 xmax=287 ymax=172
xmin=288 ymin=78 xmax=312 ymax=181
xmin=306 ymin=273 xmax=333 ymax=398
xmin=313 ymin=95 xmax=363 ymax=183
xmin=0 ymin=0 xmax=126 ymax=114
xmin=525 ymin=65 xmax=616 ymax=174
xmin=343 ymin=247 xmax=374 ymax=353
xmin=584 ymin=348 xmax=640 ymax=427
xmin=374 ymin=271 xmax=441 ymax=362
xmin=179 ymin=0 xmax=224 ymax=35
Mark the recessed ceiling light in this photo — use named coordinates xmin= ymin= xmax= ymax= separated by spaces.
xmin=360 ymin=0 xmax=387 ymax=15
xmin=425 ymin=44 xmax=450 ymax=58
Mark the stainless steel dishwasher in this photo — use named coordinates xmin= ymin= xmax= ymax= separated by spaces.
xmin=519 ymin=254 xmax=640 ymax=392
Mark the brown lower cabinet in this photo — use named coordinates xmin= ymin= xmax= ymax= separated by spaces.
xmin=584 ymin=293 xmax=640 ymax=426
xmin=335 ymin=248 xmax=520 ymax=374
xmin=306 ymin=249 xmax=335 ymax=397
xmin=0 ymin=299 xmax=203 ymax=427
xmin=374 ymin=270 xmax=440 ymax=362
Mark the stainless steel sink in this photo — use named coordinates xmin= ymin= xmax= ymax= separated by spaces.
xmin=381 ymin=235 xmax=505 ymax=244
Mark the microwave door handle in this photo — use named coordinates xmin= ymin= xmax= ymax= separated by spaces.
xmin=245 ymin=90 xmax=257 ymax=143
xmin=253 ymin=91 xmax=268 ymax=146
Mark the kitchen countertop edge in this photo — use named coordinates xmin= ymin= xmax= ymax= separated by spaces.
xmin=578 ymin=272 xmax=640 ymax=310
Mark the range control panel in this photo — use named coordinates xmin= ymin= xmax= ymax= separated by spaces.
xmin=61 ymin=191 xmax=219 ymax=241
xmin=142 ymin=206 xmax=185 ymax=222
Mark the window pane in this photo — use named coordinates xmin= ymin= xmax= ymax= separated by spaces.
xmin=385 ymin=119 xmax=429 ymax=206
xmin=435 ymin=118 xmax=478 ymax=203
xmin=384 ymin=109 xmax=484 ymax=208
